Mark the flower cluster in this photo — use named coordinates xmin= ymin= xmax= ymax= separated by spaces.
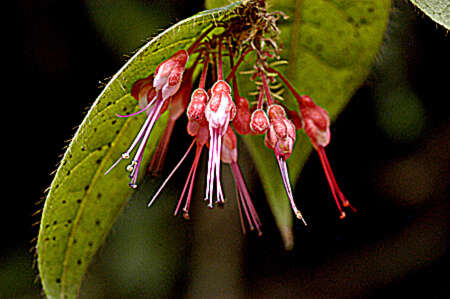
xmin=106 ymin=4 xmax=355 ymax=234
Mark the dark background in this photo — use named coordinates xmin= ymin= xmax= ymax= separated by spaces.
xmin=6 ymin=0 xmax=449 ymax=298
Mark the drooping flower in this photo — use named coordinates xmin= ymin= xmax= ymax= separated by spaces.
xmin=264 ymin=104 xmax=306 ymax=224
xmin=267 ymin=67 xmax=357 ymax=218
xmin=203 ymin=43 xmax=236 ymax=207
xmin=106 ymin=0 xmax=355 ymax=235
xmin=105 ymin=50 xmax=189 ymax=188
xmin=297 ymin=95 xmax=357 ymax=218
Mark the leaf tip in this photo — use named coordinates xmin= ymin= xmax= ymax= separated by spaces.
xmin=279 ymin=224 xmax=294 ymax=251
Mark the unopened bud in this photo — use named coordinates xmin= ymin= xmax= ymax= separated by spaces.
xmin=211 ymin=80 xmax=232 ymax=94
xmin=298 ymin=95 xmax=330 ymax=148
xmin=187 ymin=88 xmax=208 ymax=122
xmin=233 ymin=97 xmax=251 ymax=135
xmin=250 ymin=109 xmax=269 ymax=134
xmin=267 ymin=104 xmax=286 ymax=120
xmin=153 ymin=50 xmax=189 ymax=100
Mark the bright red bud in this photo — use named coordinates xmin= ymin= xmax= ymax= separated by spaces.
xmin=233 ymin=97 xmax=251 ymax=135
xmin=298 ymin=95 xmax=330 ymax=148
xmin=250 ymin=109 xmax=269 ymax=134
xmin=187 ymin=88 xmax=208 ymax=123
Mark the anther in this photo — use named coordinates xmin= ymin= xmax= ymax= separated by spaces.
xmin=126 ymin=160 xmax=137 ymax=172
xmin=122 ymin=153 xmax=130 ymax=159
xmin=295 ymin=211 xmax=307 ymax=226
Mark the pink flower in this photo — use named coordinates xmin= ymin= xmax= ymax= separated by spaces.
xmin=264 ymin=104 xmax=306 ymax=224
xmin=106 ymin=5 xmax=355 ymax=233
xmin=297 ymin=95 xmax=356 ymax=218
xmin=204 ymin=80 xmax=236 ymax=207
xmin=267 ymin=66 xmax=357 ymax=218
xmin=105 ymin=50 xmax=189 ymax=188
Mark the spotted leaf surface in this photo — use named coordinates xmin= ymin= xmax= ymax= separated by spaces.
xmin=208 ymin=0 xmax=391 ymax=248
xmin=37 ymin=3 xmax=242 ymax=299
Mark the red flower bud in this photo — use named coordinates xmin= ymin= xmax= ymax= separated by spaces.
xmin=267 ymin=104 xmax=286 ymax=120
xmin=154 ymin=50 xmax=189 ymax=100
xmin=250 ymin=109 xmax=269 ymax=134
xmin=298 ymin=95 xmax=330 ymax=148
xmin=187 ymin=88 xmax=208 ymax=123
xmin=233 ymin=97 xmax=251 ymax=135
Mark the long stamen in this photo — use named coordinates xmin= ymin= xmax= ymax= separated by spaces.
xmin=276 ymin=156 xmax=307 ymax=225
xmin=148 ymin=139 xmax=196 ymax=207
xmin=234 ymin=186 xmax=247 ymax=234
xmin=317 ymin=147 xmax=346 ymax=218
xmin=231 ymin=162 xmax=262 ymax=235
xmin=174 ymin=157 xmax=197 ymax=215
xmin=215 ymin=128 xmax=224 ymax=204
xmin=128 ymin=98 xmax=166 ymax=187
xmin=205 ymin=127 xmax=215 ymax=208
xmin=318 ymin=147 xmax=356 ymax=214
xmin=104 ymin=96 xmax=161 ymax=175
xmin=182 ymin=145 xmax=203 ymax=218
xmin=116 ymin=95 xmax=157 ymax=118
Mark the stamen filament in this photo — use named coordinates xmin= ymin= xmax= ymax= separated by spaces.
xmin=231 ymin=162 xmax=262 ymax=235
xmin=276 ymin=156 xmax=307 ymax=225
xmin=317 ymin=147 xmax=346 ymax=218
xmin=104 ymin=97 xmax=161 ymax=176
xmin=148 ymin=139 xmax=196 ymax=207
xmin=116 ymin=95 xmax=157 ymax=118
xmin=181 ymin=145 xmax=203 ymax=217
xmin=128 ymin=98 xmax=166 ymax=187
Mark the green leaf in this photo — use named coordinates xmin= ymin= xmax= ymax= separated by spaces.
xmin=37 ymin=3 xmax=242 ymax=299
xmin=409 ymin=0 xmax=449 ymax=29
xmin=208 ymin=0 xmax=391 ymax=249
